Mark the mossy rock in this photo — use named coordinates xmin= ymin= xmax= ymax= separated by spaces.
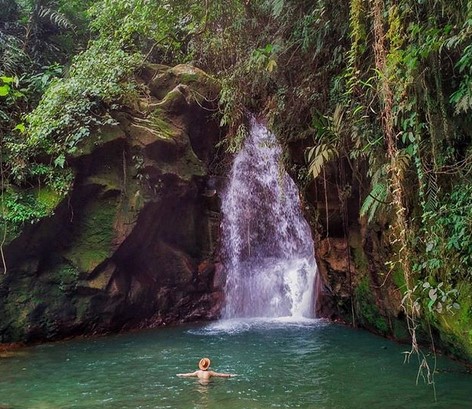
xmin=1 ymin=262 xmax=80 ymax=342
xmin=0 ymin=186 xmax=62 ymax=246
xmin=354 ymin=276 xmax=389 ymax=334
xmin=149 ymin=109 xmax=179 ymax=140
xmin=434 ymin=282 xmax=472 ymax=360
xmin=127 ymin=108 xmax=180 ymax=147
xmin=392 ymin=267 xmax=407 ymax=293
xmin=35 ymin=187 xmax=62 ymax=211
xmin=157 ymin=85 xmax=190 ymax=114
xmin=0 ymin=63 xmax=222 ymax=344
xmin=64 ymin=196 xmax=117 ymax=273
xmin=352 ymin=246 xmax=369 ymax=274
xmin=73 ymin=125 xmax=126 ymax=157
xmin=149 ymin=64 xmax=218 ymax=101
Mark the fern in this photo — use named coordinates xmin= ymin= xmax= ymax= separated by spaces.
xmin=305 ymin=104 xmax=346 ymax=179
xmin=0 ymin=32 xmax=28 ymax=75
xmin=331 ymin=103 xmax=345 ymax=137
xmin=270 ymin=0 xmax=285 ymax=18
xmin=306 ymin=143 xmax=338 ymax=179
xmin=425 ymin=171 xmax=439 ymax=211
xmin=38 ymin=6 xmax=75 ymax=31
xmin=360 ymin=147 xmax=411 ymax=224
xmin=450 ymin=75 xmax=472 ymax=114
xmin=360 ymin=181 xmax=388 ymax=223
xmin=392 ymin=148 xmax=412 ymax=179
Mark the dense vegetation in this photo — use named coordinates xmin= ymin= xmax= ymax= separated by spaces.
xmin=1 ymin=0 xmax=471 ymax=360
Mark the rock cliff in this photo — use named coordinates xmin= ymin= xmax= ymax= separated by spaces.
xmin=0 ymin=64 xmax=224 ymax=343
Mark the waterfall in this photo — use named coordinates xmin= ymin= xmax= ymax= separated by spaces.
xmin=220 ymin=118 xmax=318 ymax=319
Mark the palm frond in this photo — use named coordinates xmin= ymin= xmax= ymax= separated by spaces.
xmin=360 ymin=181 xmax=389 ymax=223
xmin=0 ymin=32 xmax=28 ymax=75
xmin=331 ymin=103 xmax=345 ymax=137
xmin=38 ymin=6 xmax=75 ymax=31
xmin=270 ymin=0 xmax=285 ymax=18
xmin=305 ymin=104 xmax=346 ymax=180
xmin=306 ymin=143 xmax=338 ymax=179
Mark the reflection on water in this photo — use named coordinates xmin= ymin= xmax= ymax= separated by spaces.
xmin=195 ymin=381 xmax=210 ymax=408
xmin=0 ymin=320 xmax=471 ymax=409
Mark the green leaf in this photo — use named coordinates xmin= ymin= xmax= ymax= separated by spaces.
xmin=360 ymin=182 xmax=388 ymax=223
xmin=0 ymin=76 xmax=15 ymax=84
xmin=266 ymin=59 xmax=277 ymax=72
xmin=54 ymin=154 xmax=66 ymax=169
xmin=427 ymin=299 xmax=435 ymax=311
xmin=0 ymin=84 xmax=10 ymax=96
xmin=307 ymin=143 xmax=337 ymax=179
xmin=14 ymin=123 xmax=26 ymax=133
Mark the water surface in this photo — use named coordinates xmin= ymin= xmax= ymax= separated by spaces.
xmin=0 ymin=320 xmax=471 ymax=408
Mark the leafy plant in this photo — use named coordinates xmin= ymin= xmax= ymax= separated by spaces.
xmin=420 ymin=281 xmax=460 ymax=314
xmin=414 ymin=183 xmax=472 ymax=284
xmin=305 ymin=105 xmax=345 ymax=179
xmin=22 ymin=40 xmax=139 ymax=164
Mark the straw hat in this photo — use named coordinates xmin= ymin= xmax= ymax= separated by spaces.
xmin=198 ymin=357 xmax=211 ymax=371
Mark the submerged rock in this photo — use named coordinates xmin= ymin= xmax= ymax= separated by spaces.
xmin=0 ymin=64 xmax=224 ymax=343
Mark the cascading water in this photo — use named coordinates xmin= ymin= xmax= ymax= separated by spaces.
xmin=220 ymin=118 xmax=318 ymax=319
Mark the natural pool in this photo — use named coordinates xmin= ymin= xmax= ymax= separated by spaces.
xmin=0 ymin=319 xmax=471 ymax=409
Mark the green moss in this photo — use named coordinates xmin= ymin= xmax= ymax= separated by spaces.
xmin=150 ymin=109 xmax=177 ymax=139
xmin=435 ymin=282 xmax=472 ymax=360
xmin=355 ymin=276 xmax=389 ymax=334
xmin=1 ymin=258 xmax=90 ymax=341
xmin=35 ymin=186 xmax=62 ymax=211
xmin=352 ymin=247 xmax=369 ymax=274
xmin=178 ymin=72 xmax=199 ymax=83
xmin=392 ymin=266 xmax=406 ymax=293
xmin=75 ymin=125 xmax=126 ymax=157
xmin=64 ymin=196 xmax=117 ymax=273
xmin=159 ymin=87 xmax=186 ymax=107
xmin=171 ymin=64 xmax=208 ymax=83
xmin=146 ymin=110 xmax=206 ymax=179
xmin=44 ymin=262 xmax=80 ymax=292
xmin=392 ymin=318 xmax=409 ymax=340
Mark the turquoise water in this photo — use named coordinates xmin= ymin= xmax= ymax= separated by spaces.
xmin=0 ymin=319 xmax=471 ymax=409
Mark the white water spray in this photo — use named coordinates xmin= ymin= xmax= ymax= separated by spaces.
xmin=220 ymin=118 xmax=318 ymax=319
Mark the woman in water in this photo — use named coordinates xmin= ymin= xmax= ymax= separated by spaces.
xmin=177 ymin=357 xmax=235 ymax=381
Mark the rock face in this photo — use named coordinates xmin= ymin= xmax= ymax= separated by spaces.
xmin=282 ymin=135 xmax=472 ymax=361
xmin=300 ymin=160 xmax=409 ymax=339
xmin=0 ymin=64 xmax=225 ymax=343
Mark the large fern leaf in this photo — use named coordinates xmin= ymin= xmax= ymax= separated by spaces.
xmin=360 ymin=181 xmax=388 ymax=223
xmin=306 ymin=143 xmax=338 ymax=179
xmin=393 ymin=148 xmax=412 ymax=178
xmin=0 ymin=32 xmax=28 ymax=75
xmin=331 ymin=103 xmax=345 ymax=137
xmin=39 ymin=7 xmax=75 ymax=31
xmin=425 ymin=171 xmax=439 ymax=211
xmin=270 ymin=0 xmax=285 ymax=18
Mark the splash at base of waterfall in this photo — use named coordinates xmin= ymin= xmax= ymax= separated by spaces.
xmin=220 ymin=118 xmax=318 ymax=319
